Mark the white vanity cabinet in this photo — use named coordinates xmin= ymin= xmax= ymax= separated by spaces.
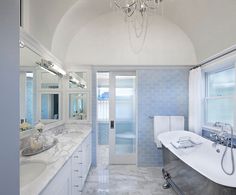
xmin=71 ymin=145 xmax=83 ymax=194
xmin=82 ymin=133 xmax=92 ymax=186
xmin=40 ymin=158 xmax=72 ymax=195
xmin=40 ymin=132 xmax=92 ymax=195
xmin=72 ymin=133 xmax=92 ymax=195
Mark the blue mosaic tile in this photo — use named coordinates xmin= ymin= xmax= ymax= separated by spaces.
xmin=137 ymin=69 xmax=189 ymax=166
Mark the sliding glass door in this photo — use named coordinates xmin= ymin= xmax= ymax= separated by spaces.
xmin=109 ymin=72 xmax=136 ymax=164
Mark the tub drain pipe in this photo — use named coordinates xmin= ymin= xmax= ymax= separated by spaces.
xmin=162 ymin=168 xmax=185 ymax=195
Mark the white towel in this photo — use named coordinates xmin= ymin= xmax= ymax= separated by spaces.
xmin=170 ymin=116 xmax=184 ymax=131
xmin=154 ymin=116 xmax=170 ymax=148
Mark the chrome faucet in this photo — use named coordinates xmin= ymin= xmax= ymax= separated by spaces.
xmin=210 ymin=122 xmax=235 ymax=175
xmin=210 ymin=122 xmax=231 ymax=146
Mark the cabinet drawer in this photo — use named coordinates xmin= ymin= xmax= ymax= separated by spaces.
xmin=72 ymin=175 xmax=83 ymax=195
xmin=72 ymin=150 xmax=82 ymax=164
xmin=72 ymin=163 xmax=83 ymax=177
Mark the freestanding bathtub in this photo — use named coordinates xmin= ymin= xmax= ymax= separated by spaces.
xmin=158 ymin=130 xmax=236 ymax=195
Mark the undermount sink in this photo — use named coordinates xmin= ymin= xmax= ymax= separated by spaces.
xmin=63 ymin=131 xmax=84 ymax=138
xmin=20 ymin=161 xmax=47 ymax=187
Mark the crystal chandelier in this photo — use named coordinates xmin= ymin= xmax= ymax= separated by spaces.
xmin=112 ymin=0 xmax=163 ymax=53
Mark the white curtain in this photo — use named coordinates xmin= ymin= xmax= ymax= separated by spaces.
xmin=189 ymin=67 xmax=202 ymax=135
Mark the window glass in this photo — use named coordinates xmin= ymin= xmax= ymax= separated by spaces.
xmin=207 ymin=68 xmax=235 ymax=97
xmin=206 ymin=98 xmax=234 ymax=125
xmin=205 ymin=68 xmax=235 ymax=126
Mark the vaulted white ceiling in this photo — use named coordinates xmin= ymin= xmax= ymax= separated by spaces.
xmin=23 ymin=0 xmax=236 ymax=66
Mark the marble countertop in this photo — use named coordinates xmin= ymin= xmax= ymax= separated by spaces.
xmin=20 ymin=124 xmax=92 ymax=195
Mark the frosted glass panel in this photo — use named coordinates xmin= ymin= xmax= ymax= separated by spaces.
xmin=208 ymin=68 xmax=235 ymax=97
xmin=115 ymin=76 xmax=136 ymax=154
xmin=206 ymin=98 xmax=234 ymax=125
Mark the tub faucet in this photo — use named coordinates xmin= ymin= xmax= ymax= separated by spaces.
xmin=210 ymin=122 xmax=230 ymax=146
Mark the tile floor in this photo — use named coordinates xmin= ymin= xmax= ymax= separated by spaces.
xmin=82 ymin=145 xmax=175 ymax=195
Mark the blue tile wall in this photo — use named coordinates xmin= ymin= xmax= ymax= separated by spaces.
xmin=137 ymin=69 xmax=189 ymax=166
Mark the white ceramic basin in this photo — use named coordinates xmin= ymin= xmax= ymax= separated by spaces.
xmin=20 ymin=161 xmax=47 ymax=187
xmin=63 ymin=131 xmax=83 ymax=138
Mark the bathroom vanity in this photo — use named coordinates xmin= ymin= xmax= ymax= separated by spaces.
xmin=20 ymin=126 xmax=92 ymax=195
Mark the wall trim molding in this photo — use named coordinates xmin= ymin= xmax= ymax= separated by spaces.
xmin=92 ymin=65 xmax=193 ymax=71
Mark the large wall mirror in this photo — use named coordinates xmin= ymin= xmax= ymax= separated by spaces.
xmin=20 ymin=45 xmax=62 ymax=132
xmin=20 ymin=46 xmax=40 ymax=129
xmin=41 ymin=72 xmax=60 ymax=89
xmin=69 ymin=93 xmax=88 ymax=120
xmin=41 ymin=94 xmax=60 ymax=120
xmin=69 ymin=72 xmax=88 ymax=89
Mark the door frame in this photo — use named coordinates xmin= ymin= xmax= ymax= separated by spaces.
xmin=95 ymin=69 xmax=138 ymax=165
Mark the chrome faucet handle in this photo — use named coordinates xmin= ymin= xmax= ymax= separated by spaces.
xmin=210 ymin=132 xmax=219 ymax=140
xmin=214 ymin=122 xmax=222 ymax=127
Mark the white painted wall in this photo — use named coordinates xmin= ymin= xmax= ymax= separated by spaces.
xmin=22 ymin=0 xmax=78 ymax=50
xmin=0 ymin=0 xmax=19 ymax=194
xmin=163 ymin=0 xmax=236 ymax=62
xmin=65 ymin=13 xmax=197 ymax=66
xmin=51 ymin=0 xmax=110 ymax=62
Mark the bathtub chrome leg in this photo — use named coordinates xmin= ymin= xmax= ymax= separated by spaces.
xmin=162 ymin=168 xmax=171 ymax=189
xmin=162 ymin=182 xmax=171 ymax=189
xmin=162 ymin=168 xmax=185 ymax=195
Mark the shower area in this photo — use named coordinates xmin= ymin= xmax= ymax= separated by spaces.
xmin=96 ymin=72 xmax=136 ymax=165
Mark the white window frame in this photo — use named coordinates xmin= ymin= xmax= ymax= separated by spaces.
xmin=203 ymin=66 xmax=236 ymax=130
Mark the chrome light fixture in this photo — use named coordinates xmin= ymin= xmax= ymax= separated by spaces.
xmin=38 ymin=59 xmax=66 ymax=77
xmin=111 ymin=0 xmax=163 ymax=52
xmin=69 ymin=73 xmax=87 ymax=89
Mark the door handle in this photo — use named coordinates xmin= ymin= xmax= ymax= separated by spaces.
xmin=110 ymin=120 xmax=114 ymax=129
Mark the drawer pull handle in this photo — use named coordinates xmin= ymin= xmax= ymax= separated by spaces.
xmin=74 ymin=170 xmax=79 ymax=172
xmin=74 ymin=185 xmax=79 ymax=188
xmin=74 ymin=156 xmax=79 ymax=158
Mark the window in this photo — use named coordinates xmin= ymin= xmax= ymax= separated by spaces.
xmin=97 ymin=72 xmax=109 ymax=121
xmin=205 ymin=67 xmax=235 ymax=126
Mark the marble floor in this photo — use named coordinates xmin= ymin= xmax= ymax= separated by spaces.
xmin=82 ymin=145 xmax=175 ymax=195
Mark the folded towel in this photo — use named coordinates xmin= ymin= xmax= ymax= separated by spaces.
xmin=154 ymin=116 xmax=170 ymax=148
xmin=171 ymin=137 xmax=202 ymax=149
xmin=170 ymin=116 xmax=184 ymax=131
